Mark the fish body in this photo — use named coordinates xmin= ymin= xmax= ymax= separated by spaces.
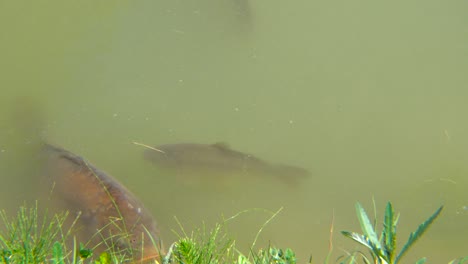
xmin=42 ymin=144 xmax=163 ymax=262
xmin=143 ymin=142 xmax=309 ymax=182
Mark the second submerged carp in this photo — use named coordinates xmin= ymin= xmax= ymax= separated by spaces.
xmin=143 ymin=142 xmax=309 ymax=183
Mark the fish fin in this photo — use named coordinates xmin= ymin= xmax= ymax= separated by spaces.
xmin=212 ymin=142 xmax=231 ymax=150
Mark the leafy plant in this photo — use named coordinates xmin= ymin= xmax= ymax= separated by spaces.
xmin=237 ymin=247 xmax=296 ymax=264
xmin=164 ymin=222 xmax=235 ymax=264
xmin=341 ymin=202 xmax=443 ymax=264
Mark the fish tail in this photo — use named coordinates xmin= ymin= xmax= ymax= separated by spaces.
xmin=269 ymin=164 xmax=310 ymax=187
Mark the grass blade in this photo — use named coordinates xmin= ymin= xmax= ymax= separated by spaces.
xmin=395 ymin=205 xmax=443 ymax=263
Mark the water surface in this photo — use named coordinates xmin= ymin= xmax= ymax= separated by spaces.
xmin=1 ymin=1 xmax=467 ymax=262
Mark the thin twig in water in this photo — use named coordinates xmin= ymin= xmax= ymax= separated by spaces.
xmin=424 ymin=178 xmax=457 ymax=184
xmin=133 ymin=141 xmax=165 ymax=153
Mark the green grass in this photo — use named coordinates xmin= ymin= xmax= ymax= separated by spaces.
xmin=0 ymin=201 xmax=466 ymax=264
xmin=0 ymin=202 xmax=70 ymax=263
xmin=164 ymin=222 xmax=236 ymax=264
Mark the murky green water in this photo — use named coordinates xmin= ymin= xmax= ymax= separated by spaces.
xmin=1 ymin=0 xmax=467 ymax=262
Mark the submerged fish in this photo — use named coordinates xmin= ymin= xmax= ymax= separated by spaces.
xmin=41 ymin=144 xmax=163 ymax=262
xmin=142 ymin=142 xmax=309 ymax=183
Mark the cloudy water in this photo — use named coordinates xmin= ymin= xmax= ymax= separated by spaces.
xmin=1 ymin=0 xmax=468 ymax=262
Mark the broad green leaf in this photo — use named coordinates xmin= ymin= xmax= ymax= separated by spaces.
xmin=395 ymin=205 xmax=443 ymax=263
xmin=355 ymin=203 xmax=382 ymax=251
xmin=341 ymin=231 xmax=374 ymax=251
xmin=96 ymin=252 xmax=111 ymax=264
xmin=382 ymin=202 xmax=396 ymax=262
xmin=52 ymin=241 xmax=64 ymax=264
xmin=449 ymin=256 xmax=468 ymax=264
xmin=341 ymin=230 xmax=387 ymax=263
xmin=415 ymin=257 xmax=426 ymax=264
xmin=78 ymin=242 xmax=93 ymax=259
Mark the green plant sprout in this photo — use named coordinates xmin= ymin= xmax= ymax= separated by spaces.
xmin=341 ymin=202 xmax=443 ymax=264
